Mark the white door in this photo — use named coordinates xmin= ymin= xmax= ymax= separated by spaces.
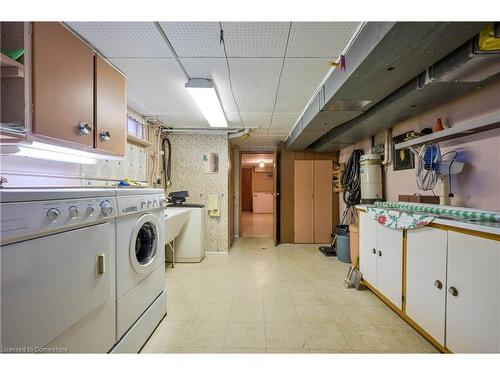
xmin=446 ymin=232 xmax=500 ymax=353
xmin=376 ymin=225 xmax=403 ymax=309
xmin=406 ymin=227 xmax=447 ymax=346
xmin=359 ymin=211 xmax=377 ymax=286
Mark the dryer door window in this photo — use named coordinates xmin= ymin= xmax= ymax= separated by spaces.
xmin=135 ymin=222 xmax=157 ymax=265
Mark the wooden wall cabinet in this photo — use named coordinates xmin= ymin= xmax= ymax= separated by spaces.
xmin=293 ymin=160 xmax=332 ymax=244
xmin=32 ymin=22 xmax=95 ymax=147
xmin=31 ymin=22 xmax=126 ymax=156
xmin=95 ymin=55 xmax=127 ymax=155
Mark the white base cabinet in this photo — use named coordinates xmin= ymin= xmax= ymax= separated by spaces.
xmin=446 ymin=232 xmax=500 ymax=353
xmin=359 ymin=209 xmax=500 ymax=353
xmin=359 ymin=212 xmax=403 ymax=309
xmin=406 ymin=227 xmax=448 ymax=346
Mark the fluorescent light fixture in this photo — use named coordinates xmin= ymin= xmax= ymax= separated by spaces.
xmin=185 ymin=78 xmax=228 ymax=127
xmin=259 ymin=161 xmax=265 ymax=168
xmin=3 ymin=141 xmax=97 ymax=164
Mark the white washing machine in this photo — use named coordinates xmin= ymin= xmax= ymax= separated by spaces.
xmin=112 ymin=189 xmax=167 ymax=353
xmin=0 ymin=189 xmax=117 ymax=353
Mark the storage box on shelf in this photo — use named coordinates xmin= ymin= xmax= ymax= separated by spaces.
xmin=358 ymin=207 xmax=500 ymax=353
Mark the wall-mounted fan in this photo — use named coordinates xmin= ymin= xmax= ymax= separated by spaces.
xmin=413 ymin=143 xmax=464 ymax=202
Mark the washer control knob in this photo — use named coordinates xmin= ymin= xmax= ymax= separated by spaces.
xmin=47 ymin=208 xmax=61 ymax=221
xmin=159 ymin=199 xmax=167 ymax=207
xmin=68 ymin=206 xmax=80 ymax=218
xmin=141 ymin=200 xmax=147 ymax=209
xmin=87 ymin=205 xmax=95 ymax=216
xmin=147 ymin=200 xmax=152 ymax=207
xmin=153 ymin=199 xmax=158 ymax=206
xmin=100 ymin=200 xmax=113 ymax=216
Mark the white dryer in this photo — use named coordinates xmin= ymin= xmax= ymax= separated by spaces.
xmin=0 ymin=188 xmax=117 ymax=353
xmin=112 ymin=189 xmax=167 ymax=353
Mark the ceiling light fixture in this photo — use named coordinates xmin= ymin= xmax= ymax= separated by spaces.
xmin=185 ymin=78 xmax=228 ymax=128
xmin=259 ymin=161 xmax=265 ymax=168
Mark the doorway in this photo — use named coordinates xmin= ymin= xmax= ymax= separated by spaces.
xmin=239 ymin=152 xmax=276 ymax=239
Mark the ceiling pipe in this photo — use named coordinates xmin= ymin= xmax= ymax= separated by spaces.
xmin=163 ymin=127 xmax=256 ymax=136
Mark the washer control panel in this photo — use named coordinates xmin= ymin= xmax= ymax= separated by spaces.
xmin=117 ymin=193 xmax=166 ymax=216
xmin=1 ymin=197 xmax=117 ymax=245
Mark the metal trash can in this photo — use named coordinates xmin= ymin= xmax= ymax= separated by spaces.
xmin=336 ymin=225 xmax=351 ymax=263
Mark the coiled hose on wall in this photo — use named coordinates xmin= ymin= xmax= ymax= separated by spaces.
xmin=342 ymin=149 xmax=364 ymax=209
xmin=162 ymin=137 xmax=172 ymax=187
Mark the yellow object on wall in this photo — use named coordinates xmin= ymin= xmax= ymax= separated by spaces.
xmin=479 ymin=24 xmax=500 ymax=51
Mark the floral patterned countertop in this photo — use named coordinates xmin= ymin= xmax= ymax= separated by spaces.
xmin=357 ymin=204 xmax=500 ymax=236
xmin=367 ymin=207 xmax=436 ymax=230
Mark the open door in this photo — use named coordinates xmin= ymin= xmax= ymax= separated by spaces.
xmin=273 ymin=148 xmax=280 ymax=246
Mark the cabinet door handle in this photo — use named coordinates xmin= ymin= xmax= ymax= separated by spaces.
xmin=372 ymin=248 xmax=376 ymax=254
xmin=378 ymin=250 xmax=382 ymax=257
xmin=448 ymin=286 xmax=458 ymax=297
xmin=96 ymin=254 xmax=105 ymax=276
xmin=78 ymin=121 xmax=92 ymax=135
xmin=100 ymin=130 xmax=111 ymax=142
xmin=434 ymin=280 xmax=443 ymax=289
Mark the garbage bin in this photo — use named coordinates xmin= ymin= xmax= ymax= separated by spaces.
xmin=336 ymin=225 xmax=351 ymax=263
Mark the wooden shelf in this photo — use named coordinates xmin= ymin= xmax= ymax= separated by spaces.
xmin=127 ymin=133 xmax=152 ymax=147
xmin=395 ymin=112 xmax=500 ymax=150
xmin=1 ymin=52 xmax=25 ymax=78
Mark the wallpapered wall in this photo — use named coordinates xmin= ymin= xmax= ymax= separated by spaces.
xmin=166 ymin=133 xmax=230 ymax=252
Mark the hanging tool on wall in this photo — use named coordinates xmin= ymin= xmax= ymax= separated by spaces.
xmin=162 ymin=137 xmax=172 ymax=187
xmin=319 ymin=149 xmax=363 ymax=257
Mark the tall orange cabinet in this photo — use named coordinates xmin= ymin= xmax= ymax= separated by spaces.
xmin=293 ymin=160 xmax=333 ymax=244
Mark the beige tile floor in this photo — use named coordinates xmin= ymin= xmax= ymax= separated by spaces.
xmin=142 ymin=238 xmax=438 ymax=353
xmin=241 ymin=212 xmax=273 ymax=237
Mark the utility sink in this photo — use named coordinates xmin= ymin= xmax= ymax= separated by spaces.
xmin=164 ymin=209 xmax=190 ymax=244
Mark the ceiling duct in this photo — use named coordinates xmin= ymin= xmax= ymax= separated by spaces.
xmin=310 ymin=39 xmax=500 ymax=151
xmin=285 ymin=22 xmax=488 ymax=151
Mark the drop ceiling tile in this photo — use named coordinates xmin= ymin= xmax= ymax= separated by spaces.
xmin=230 ymin=59 xmax=283 ymax=112
xmin=287 ymin=22 xmax=360 ymax=57
xmin=110 ymin=58 xmax=196 ymax=115
xmin=268 ymin=113 xmax=301 ymax=132
xmin=233 ymin=134 xmax=284 ymax=147
xmin=221 ymin=22 xmax=291 ymax=57
xmin=275 ymin=58 xmax=334 ymax=113
xmin=66 ymin=22 xmax=172 ymax=58
xmin=157 ymin=113 xmax=208 ymax=128
xmin=159 ymin=22 xmax=225 ymax=57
